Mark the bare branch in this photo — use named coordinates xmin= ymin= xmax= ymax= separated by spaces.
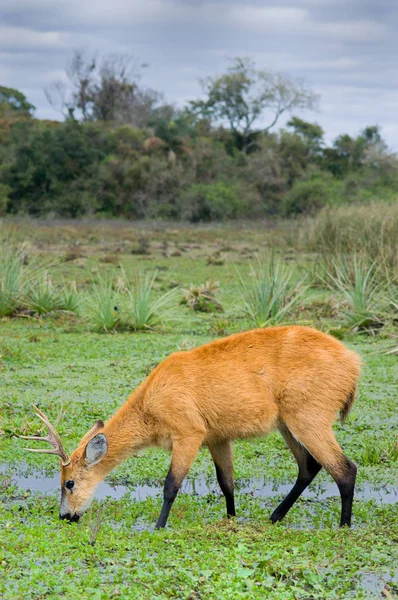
xmin=191 ymin=57 xmax=319 ymax=152
xmin=44 ymin=49 xmax=162 ymax=126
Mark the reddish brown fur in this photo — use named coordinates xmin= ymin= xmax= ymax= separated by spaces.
xmin=60 ymin=326 xmax=361 ymax=526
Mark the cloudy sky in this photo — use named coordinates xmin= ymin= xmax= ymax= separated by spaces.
xmin=1 ymin=0 xmax=398 ymax=147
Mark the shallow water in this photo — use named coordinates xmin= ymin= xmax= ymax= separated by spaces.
xmin=357 ymin=571 xmax=398 ymax=597
xmin=1 ymin=465 xmax=397 ymax=504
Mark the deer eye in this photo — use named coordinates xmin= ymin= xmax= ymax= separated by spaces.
xmin=65 ymin=480 xmax=75 ymax=490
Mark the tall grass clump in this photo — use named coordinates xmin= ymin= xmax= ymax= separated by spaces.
xmin=360 ymin=437 xmax=398 ymax=466
xmin=24 ymin=275 xmax=81 ymax=315
xmin=319 ymin=255 xmax=383 ymax=331
xmin=125 ymin=270 xmax=181 ymax=331
xmin=303 ymin=203 xmax=398 ymax=281
xmin=0 ymin=244 xmax=26 ymax=316
xmin=84 ymin=270 xmax=180 ymax=332
xmin=58 ymin=281 xmax=81 ymax=314
xmin=238 ymin=257 xmax=307 ymax=327
xmin=84 ymin=278 xmax=122 ymax=332
xmin=24 ymin=274 xmax=64 ymax=315
xmin=0 ymin=231 xmax=54 ymax=317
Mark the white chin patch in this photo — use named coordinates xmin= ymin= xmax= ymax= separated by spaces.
xmin=79 ymin=490 xmax=97 ymax=514
xmin=61 ymin=486 xmax=98 ymax=517
xmin=60 ymin=492 xmax=71 ymax=516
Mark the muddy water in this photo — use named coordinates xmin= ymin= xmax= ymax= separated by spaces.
xmin=1 ymin=465 xmax=397 ymax=504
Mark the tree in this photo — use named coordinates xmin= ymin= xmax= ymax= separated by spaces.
xmin=189 ymin=58 xmax=318 ymax=153
xmin=5 ymin=121 xmax=107 ymax=216
xmin=321 ymin=126 xmax=393 ymax=178
xmin=144 ymin=116 xmax=192 ymax=161
xmin=0 ymin=86 xmax=35 ymax=117
xmin=45 ymin=50 xmax=167 ymax=127
xmin=287 ymin=116 xmax=324 ymax=157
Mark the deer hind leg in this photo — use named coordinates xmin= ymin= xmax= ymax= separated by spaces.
xmin=156 ymin=434 xmax=204 ymax=529
xmin=281 ymin=416 xmax=357 ymax=527
xmin=208 ymin=441 xmax=235 ymax=518
xmin=270 ymin=423 xmax=322 ymax=523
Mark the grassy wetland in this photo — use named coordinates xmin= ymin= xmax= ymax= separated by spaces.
xmin=0 ymin=206 xmax=397 ymax=599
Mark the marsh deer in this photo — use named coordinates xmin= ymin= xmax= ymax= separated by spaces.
xmin=22 ymin=326 xmax=360 ymax=528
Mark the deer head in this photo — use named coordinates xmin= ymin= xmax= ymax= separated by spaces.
xmin=21 ymin=405 xmax=108 ymax=522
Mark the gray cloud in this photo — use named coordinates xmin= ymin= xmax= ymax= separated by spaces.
xmin=1 ymin=0 xmax=397 ymax=147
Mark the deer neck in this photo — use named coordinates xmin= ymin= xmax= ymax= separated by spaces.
xmin=97 ymin=387 xmax=152 ymax=477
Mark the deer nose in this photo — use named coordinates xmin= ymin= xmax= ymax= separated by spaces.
xmin=60 ymin=512 xmax=80 ymax=523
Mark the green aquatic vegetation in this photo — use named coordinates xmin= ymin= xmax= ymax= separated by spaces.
xmin=0 ymin=490 xmax=397 ymax=599
xmin=360 ymin=437 xmax=398 ymax=466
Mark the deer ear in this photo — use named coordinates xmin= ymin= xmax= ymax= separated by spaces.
xmin=80 ymin=420 xmax=104 ymax=446
xmin=84 ymin=433 xmax=108 ymax=467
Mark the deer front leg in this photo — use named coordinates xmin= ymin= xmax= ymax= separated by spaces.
xmin=156 ymin=435 xmax=203 ymax=529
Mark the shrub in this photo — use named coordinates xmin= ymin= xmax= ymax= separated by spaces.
xmin=282 ymin=176 xmax=337 ymax=216
xmin=52 ymin=189 xmax=99 ymax=218
xmin=180 ymin=182 xmax=244 ymax=222
xmin=182 ymin=281 xmax=223 ymax=313
xmin=131 ymin=237 xmax=151 ymax=255
xmin=0 ymin=183 xmax=10 ymax=215
xmin=5 ymin=121 xmax=107 ymax=215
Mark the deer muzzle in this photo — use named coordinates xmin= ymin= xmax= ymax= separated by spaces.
xmin=59 ymin=511 xmax=80 ymax=523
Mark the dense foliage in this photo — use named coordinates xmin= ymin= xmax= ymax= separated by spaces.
xmin=0 ymin=56 xmax=397 ymax=220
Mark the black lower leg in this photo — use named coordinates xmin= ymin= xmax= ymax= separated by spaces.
xmin=335 ymin=458 xmax=357 ymax=527
xmin=270 ymin=453 xmax=322 ymax=523
xmin=156 ymin=468 xmax=180 ymax=529
xmin=215 ymin=463 xmax=235 ymax=517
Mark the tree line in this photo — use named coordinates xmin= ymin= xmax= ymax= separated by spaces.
xmin=0 ymin=52 xmax=396 ymax=220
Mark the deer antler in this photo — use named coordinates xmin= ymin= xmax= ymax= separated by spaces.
xmin=20 ymin=405 xmax=71 ymax=466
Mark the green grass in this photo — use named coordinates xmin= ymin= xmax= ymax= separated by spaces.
xmin=24 ymin=273 xmax=66 ymax=315
xmin=305 ymin=202 xmax=398 ymax=276
xmin=82 ymin=270 xmax=181 ymax=332
xmin=318 ymin=256 xmax=385 ymax=331
xmin=237 ymin=257 xmax=307 ymax=327
xmin=125 ymin=270 xmax=181 ymax=331
xmin=0 ymin=220 xmax=397 ymax=599
xmin=83 ymin=277 xmax=123 ymax=332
